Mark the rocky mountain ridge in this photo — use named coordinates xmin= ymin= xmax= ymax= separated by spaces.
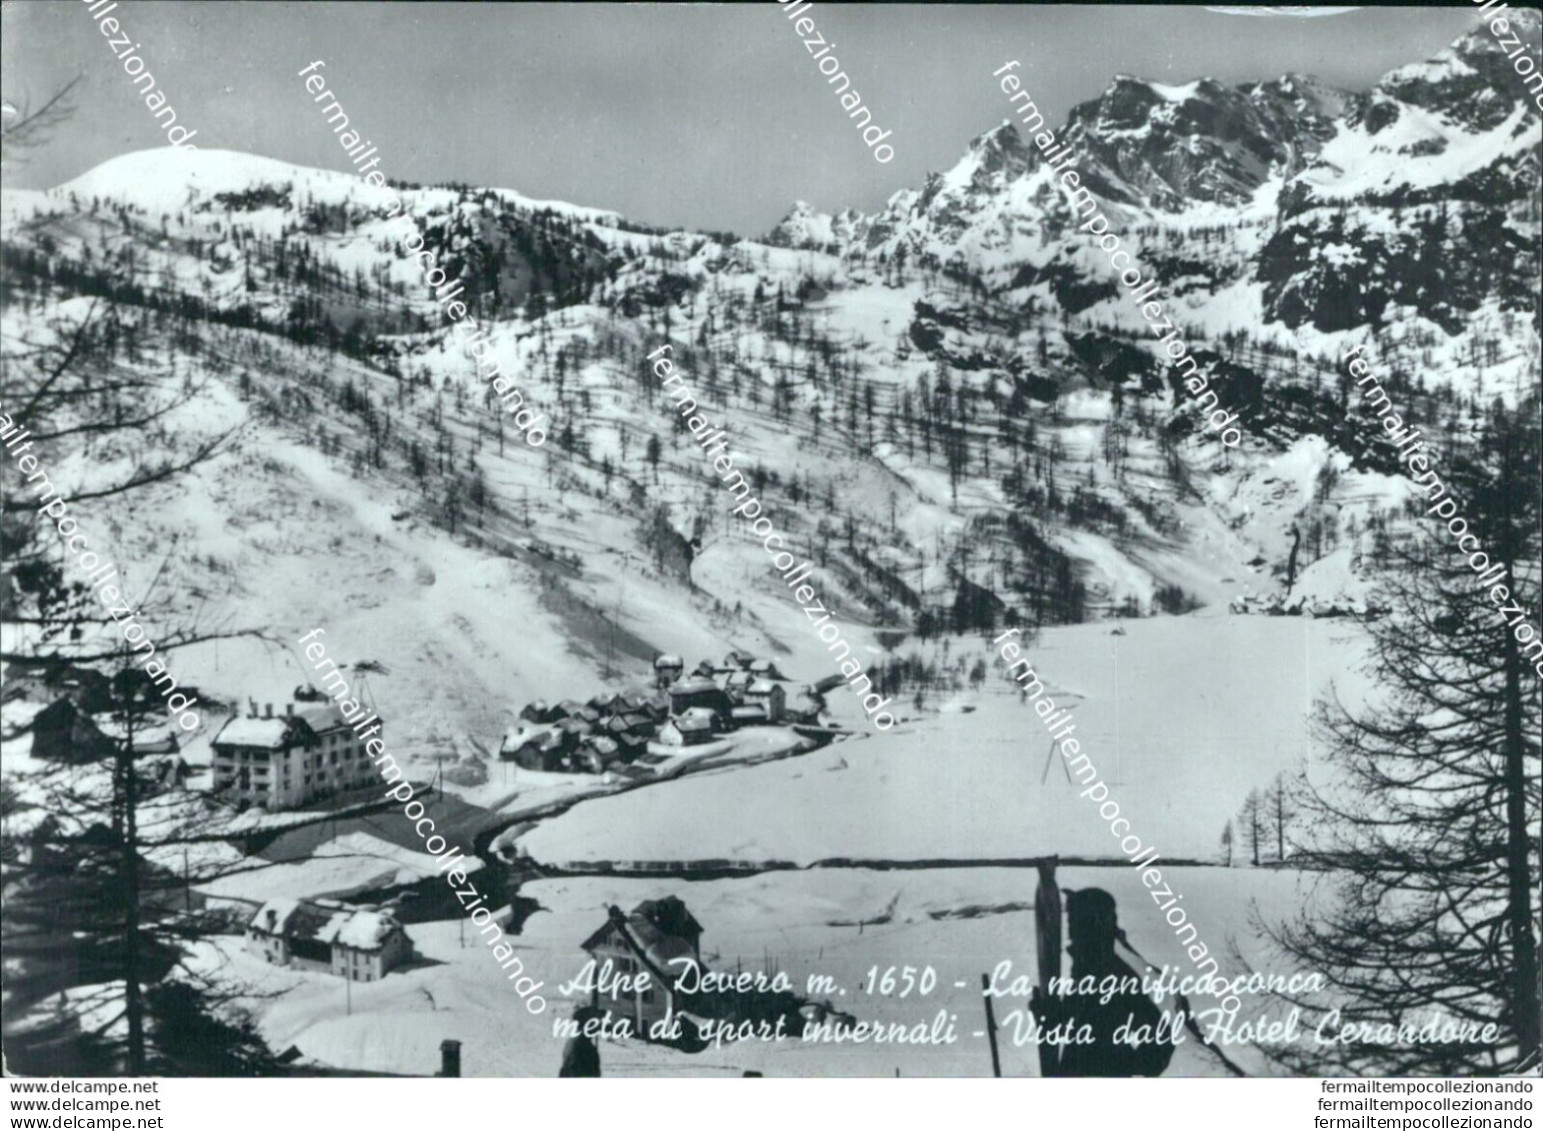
xmin=2 ymin=19 xmax=1538 ymax=715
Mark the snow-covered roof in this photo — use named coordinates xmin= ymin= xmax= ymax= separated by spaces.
xmin=501 ymin=724 xmax=555 ymax=752
xmin=319 ymin=907 xmax=402 ymax=951
xmin=295 ymin=702 xmax=351 ymax=735
xmin=654 ymin=654 xmax=683 ymax=668
xmin=747 ymin=679 xmax=781 ymax=695
xmin=213 ymin=716 xmax=293 ymax=749
xmin=674 ymin=708 xmax=717 ymax=732
xmin=248 ymin=896 xmax=403 ymax=952
xmin=581 ymin=897 xmax=702 ymax=961
xmin=249 ymin=897 xmax=302 ymax=936
xmin=670 ymin=676 xmax=720 ymax=695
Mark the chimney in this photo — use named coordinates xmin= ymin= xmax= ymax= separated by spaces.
xmin=248 ymin=698 xmax=258 ymax=718
xmin=438 ymin=1039 xmax=462 ymax=1078
xmin=286 ymin=703 xmax=294 ymax=717
xmin=265 ymin=703 xmax=273 ymax=719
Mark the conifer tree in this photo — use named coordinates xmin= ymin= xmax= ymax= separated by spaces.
xmin=1237 ymin=789 xmax=1264 ymax=867
xmin=1264 ymin=396 xmax=1541 ymax=1074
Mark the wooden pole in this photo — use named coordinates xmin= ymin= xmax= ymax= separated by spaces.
xmin=980 ymin=972 xmax=1002 ymax=1078
xmin=122 ymin=685 xmax=145 ymax=1073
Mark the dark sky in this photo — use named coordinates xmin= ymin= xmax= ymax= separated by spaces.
xmin=1 ymin=3 xmax=1489 ymax=236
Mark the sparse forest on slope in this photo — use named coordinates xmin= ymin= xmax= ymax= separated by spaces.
xmin=2 ymin=13 xmax=1539 ymax=1079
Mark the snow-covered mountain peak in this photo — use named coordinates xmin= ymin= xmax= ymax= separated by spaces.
xmin=911 ymin=120 xmax=1037 ymax=208
xmin=50 ymin=146 xmax=623 ymax=229
xmin=765 ymin=199 xmax=868 ymax=251
xmin=1060 ymin=69 xmax=1339 ymax=209
xmin=1370 ymin=11 xmax=1543 ymax=134
xmin=3 ymin=14 xmax=1534 ymax=685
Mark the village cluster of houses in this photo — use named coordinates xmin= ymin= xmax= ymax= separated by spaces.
xmin=499 ymin=651 xmax=824 ymax=775
xmin=1228 ymin=593 xmax=1374 ymax=618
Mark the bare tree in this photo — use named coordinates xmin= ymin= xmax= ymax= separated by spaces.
xmin=0 ymin=77 xmax=82 ymax=166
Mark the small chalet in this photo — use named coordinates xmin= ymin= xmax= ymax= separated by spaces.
xmin=744 ymin=679 xmax=786 ymax=723
xmin=580 ymin=897 xmax=704 ymax=1029
xmin=720 ymin=669 xmax=755 ymax=696
xmin=731 ymin=703 xmax=767 ymax=726
xmin=618 ymin=711 xmax=655 ymax=738
xmin=748 ymin=659 xmax=788 ymax=682
xmin=575 ymin=734 xmax=623 ymax=774
xmin=659 ymin=706 xmax=719 ymax=747
xmin=668 ymin=676 xmax=733 ymax=720
xmin=652 ymin=655 xmax=684 ymax=690
xmin=247 ymin=898 xmax=412 ymax=982
xmin=588 ymin=691 xmax=625 ymax=714
xmin=520 ymin=700 xmax=559 ymax=725
xmin=29 ymin=698 xmax=117 ymax=764
xmin=500 ymin=724 xmax=565 ymax=771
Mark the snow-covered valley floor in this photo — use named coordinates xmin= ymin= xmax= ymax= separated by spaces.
xmin=180 ymin=611 xmax=1370 ymax=1077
